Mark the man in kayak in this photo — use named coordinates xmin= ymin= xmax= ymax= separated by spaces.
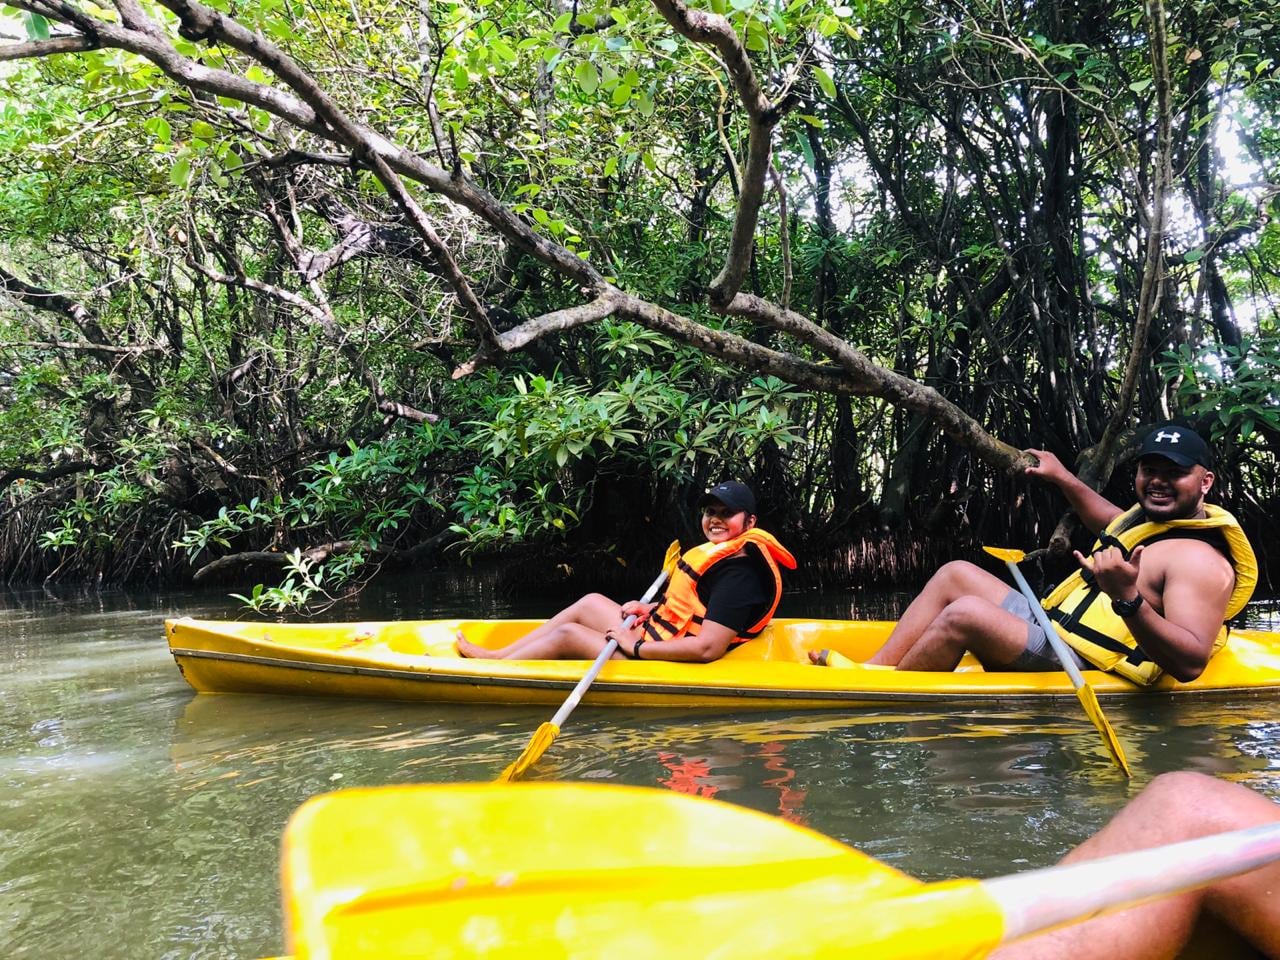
xmin=855 ymin=423 xmax=1256 ymax=682
xmin=456 ymin=480 xmax=797 ymax=662
xmin=991 ymin=770 xmax=1280 ymax=959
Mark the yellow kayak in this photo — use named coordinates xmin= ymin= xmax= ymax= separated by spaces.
xmin=166 ymin=617 xmax=1280 ymax=708
xmin=276 ymin=781 xmax=1280 ymax=959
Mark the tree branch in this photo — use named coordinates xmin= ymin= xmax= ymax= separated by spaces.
xmin=650 ymin=0 xmax=792 ymax=306
xmin=0 ymin=459 xmax=101 ymax=493
xmin=452 ymin=295 xmax=622 ymax=378
xmin=0 ymin=35 xmax=98 ymax=60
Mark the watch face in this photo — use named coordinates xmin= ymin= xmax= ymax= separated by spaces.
xmin=1113 ymin=596 xmax=1142 ymax=615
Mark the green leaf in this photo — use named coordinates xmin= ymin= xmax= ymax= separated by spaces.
xmin=144 ymin=117 xmax=172 ymax=145
xmin=602 ymin=156 xmax=618 ymax=177
xmin=24 ymin=12 xmax=50 ymax=41
xmin=575 ymin=60 xmax=599 ymax=95
xmin=1129 ymin=78 xmax=1153 ymax=93
xmin=1183 ymin=247 xmax=1205 ymax=263
xmin=795 ymin=129 xmax=816 ymax=170
xmin=813 ymin=65 xmax=837 ymax=98
xmin=169 ymin=156 xmax=192 ymax=187
xmin=490 ymin=37 xmax=516 ymax=64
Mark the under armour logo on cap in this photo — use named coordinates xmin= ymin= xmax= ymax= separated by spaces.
xmin=1137 ymin=423 xmax=1212 ymax=468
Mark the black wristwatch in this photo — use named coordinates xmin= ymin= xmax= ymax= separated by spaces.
xmin=632 ymin=638 xmax=646 ymax=660
xmin=1111 ymin=594 xmax=1144 ymax=617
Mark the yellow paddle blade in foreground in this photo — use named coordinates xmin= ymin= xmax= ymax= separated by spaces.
xmin=1076 ymin=683 xmax=1132 ymax=777
xmin=496 ymin=540 xmax=682 ymax=783
xmin=494 ymin=722 xmax=557 ymax=783
xmin=281 ymin=783 xmax=1003 ymax=960
xmin=982 ymin=545 xmax=1026 ymax=564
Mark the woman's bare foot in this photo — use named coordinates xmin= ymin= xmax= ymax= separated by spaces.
xmin=456 ymin=631 xmax=500 ymax=659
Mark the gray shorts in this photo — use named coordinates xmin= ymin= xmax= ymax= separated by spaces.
xmin=1000 ymin=590 xmax=1088 ymax=672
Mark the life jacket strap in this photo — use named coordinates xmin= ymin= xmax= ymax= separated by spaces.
xmin=1047 ymin=598 xmax=1151 ymax=664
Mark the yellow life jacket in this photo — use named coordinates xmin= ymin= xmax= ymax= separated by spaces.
xmin=643 ymin=528 xmax=797 ymax=645
xmin=1041 ymin=505 xmax=1257 ymax=685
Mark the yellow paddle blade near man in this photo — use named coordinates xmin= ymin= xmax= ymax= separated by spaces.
xmin=984 ymin=546 xmax=1131 ymax=776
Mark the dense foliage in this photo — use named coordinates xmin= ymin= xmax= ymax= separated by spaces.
xmin=2 ymin=0 xmax=1278 ymax=605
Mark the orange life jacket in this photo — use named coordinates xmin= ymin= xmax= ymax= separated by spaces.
xmin=643 ymin=528 xmax=796 ymax=645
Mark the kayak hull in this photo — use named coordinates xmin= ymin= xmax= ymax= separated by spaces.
xmin=280 ymin=782 xmax=1002 ymax=960
xmin=166 ymin=618 xmax=1280 ymax=708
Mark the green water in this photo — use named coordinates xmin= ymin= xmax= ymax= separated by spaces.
xmin=3 ymin=582 xmax=1280 ymax=958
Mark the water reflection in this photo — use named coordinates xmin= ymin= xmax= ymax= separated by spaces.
xmin=3 ymin=582 xmax=1280 ymax=959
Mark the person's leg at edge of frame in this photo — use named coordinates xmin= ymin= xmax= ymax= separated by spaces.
xmin=989 ymin=772 xmax=1280 ymax=960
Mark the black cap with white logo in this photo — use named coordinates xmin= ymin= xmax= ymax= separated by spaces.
xmin=1137 ymin=423 xmax=1212 ymax=468
xmin=697 ymin=480 xmax=757 ymax=515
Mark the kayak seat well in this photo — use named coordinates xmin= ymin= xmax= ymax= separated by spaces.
xmin=724 ymin=623 xmax=810 ymax=663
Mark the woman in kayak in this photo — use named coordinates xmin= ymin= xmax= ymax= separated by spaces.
xmin=455 ymin=480 xmax=796 ymax=662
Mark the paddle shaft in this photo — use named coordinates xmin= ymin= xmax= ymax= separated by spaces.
xmin=1002 ymin=559 xmax=1089 ymax=690
xmin=549 ymin=567 xmax=669 ymax=728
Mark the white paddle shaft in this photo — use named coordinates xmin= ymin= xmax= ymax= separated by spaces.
xmin=1003 ymin=559 xmax=1089 ymax=689
xmin=549 ymin=567 xmax=669 ymax=728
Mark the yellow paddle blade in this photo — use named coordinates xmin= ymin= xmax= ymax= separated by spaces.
xmin=281 ymin=783 xmax=1007 ymax=960
xmin=495 ymin=722 xmax=559 ymax=783
xmin=661 ymin=539 xmax=681 ymax=575
xmin=983 ymin=545 xmax=1026 ymax=563
xmin=1075 ymin=684 xmax=1132 ymax=777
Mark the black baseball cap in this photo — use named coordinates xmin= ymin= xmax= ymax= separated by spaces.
xmin=697 ymin=480 xmax=757 ymax=515
xmin=1137 ymin=423 xmax=1213 ymax=468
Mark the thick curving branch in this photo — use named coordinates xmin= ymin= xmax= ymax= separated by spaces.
xmin=150 ymin=0 xmax=499 ymax=350
xmin=724 ymin=293 xmax=1029 ymax=472
xmin=650 ymin=0 xmax=792 ymax=306
xmin=451 ymin=295 xmax=623 ymax=378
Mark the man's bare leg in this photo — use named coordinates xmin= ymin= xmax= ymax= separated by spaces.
xmin=867 ymin=562 xmax=1016 ymax=665
xmin=991 ymin=772 xmax=1280 ymax=960
xmin=893 ymin=596 xmax=1033 ymax=671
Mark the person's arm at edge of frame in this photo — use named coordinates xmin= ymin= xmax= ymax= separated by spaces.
xmin=1023 ymin=448 xmax=1124 ymax=535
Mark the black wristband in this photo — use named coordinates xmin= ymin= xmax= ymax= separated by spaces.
xmin=632 ymin=638 xmax=646 ymax=660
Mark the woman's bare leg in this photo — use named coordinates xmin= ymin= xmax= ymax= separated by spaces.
xmin=457 ymin=593 xmax=624 ymax=659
